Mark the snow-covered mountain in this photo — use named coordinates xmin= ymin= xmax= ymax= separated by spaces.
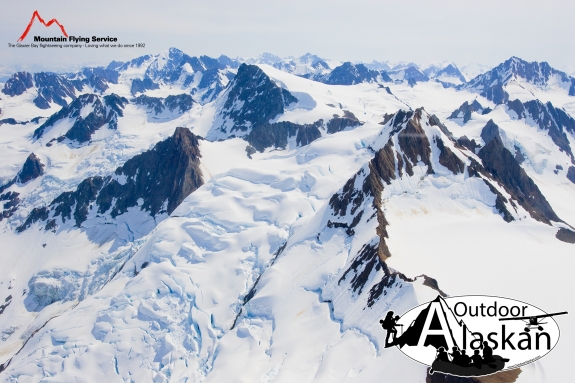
xmin=0 ymin=49 xmax=574 ymax=383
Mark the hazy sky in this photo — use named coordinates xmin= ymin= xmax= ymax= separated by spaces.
xmin=1 ymin=0 xmax=574 ymax=73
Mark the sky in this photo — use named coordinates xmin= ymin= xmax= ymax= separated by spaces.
xmin=1 ymin=0 xmax=574 ymax=74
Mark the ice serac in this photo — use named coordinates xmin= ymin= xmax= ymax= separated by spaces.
xmin=211 ymin=63 xmax=298 ymax=137
xmin=1 ymin=71 xmax=34 ymax=96
xmin=477 ymin=120 xmax=562 ymax=225
xmin=17 ymin=127 xmax=203 ymax=232
xmin=465 ymin=56 xmax=575 ymax=103
xmin=33 ymin=93 xmax=128 ymax=143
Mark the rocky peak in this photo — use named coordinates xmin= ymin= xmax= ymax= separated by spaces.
xmin=1 ymin=72 xmax=34 ymax=96
xmin=33 ymin=93 xmax=128 ymax=143
xmin=449 ymin=100 xmax=491 ymax=123
xmin=212 ymin=64 xmax=298 ymax=137
xmin=18 ymin=127 xmax=203 ymax=232
xmin=477 ymin=120 xmax=562 ymax=225
xmin=16 ymin=153 xmax=45 ymax=184
xmin=434 ymin=64 xmax=466 ymax=83
xmin=465 ymin=56 xmax=575 ymax=103
xmin=323 ymin=62 xmax=380 ymax=85
xmin=32 ymin=72 xmax=77 ymax=109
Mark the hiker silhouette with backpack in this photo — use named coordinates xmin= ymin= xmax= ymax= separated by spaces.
xmin=380 ymin=311 xmax=401 ymax=347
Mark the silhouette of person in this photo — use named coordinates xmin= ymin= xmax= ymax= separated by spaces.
xmin=471 ymin=349 xmax=483 ymax=369
xmin=435 ymin=347 xmax=449 ymax=362
xmin=460 ymin=349 xmax=471 ymax=366
xmin=380 ymin=311 xmax=400 ymax=347
xmin=450 ymin=346 xmax=463 ymax=365
xmin=482 ymin=341 xmax=494 ymax=363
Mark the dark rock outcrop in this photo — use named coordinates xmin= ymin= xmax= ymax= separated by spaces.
xmin=449 ymin=100 xmax=491 ymax=123
xmin=133 ymin=95 xmax=165 ymax=114
xmin=556 ymin=228 xmax=575 ymax=244
xmin=33 ymin=93 xmax=128 ymax=143
xmin=504 ymin=99 xmax=575 ymax=162
xmin=17 ymin=127 xmax=203 ymax=232
xmin=465 ymin=56 xmax=575 ymax=104
xmin=434 ymin=64 xmax=466 ymax=83
xmin=436 ymin=137 xmax=464 ymax=175
xmin=567 ymin=166 xmax=575 ymax=184
xmin=398 ymin=109 xmax=434 ymax=175
xmin=130 ymin=76 xmax=160 ymax=95
xmin=164 ymin=94 xmax=194 ymax=113
xmin=16 ymin=153 xmax=44 ymax=184
xmin=326 ymin=110 xmax=362 ymax=133
xmin=216 ymin=64 xmax=298 ymax=134
xmin=133 ymin=94 xmax=194 ymax=115
xmin=478 ymin=120 xmax=561 ymax=224
xmin=322 ymin=62 xmax=381 ymax=85
xmin=0 ymin=192 xmax=20 ymax=221
xmin=246 ymin=120 xmax=323 ymax=152
xmin=456 ymin=136 xmax=479 ymax=153
xmin=1 ymin=72 xmax=34 ymax=96
xmin=33 ymin=72 xmax=77 ymax=109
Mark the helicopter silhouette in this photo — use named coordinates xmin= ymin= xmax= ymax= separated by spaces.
xmin=499 ymin=311 xmax=568 ymax=332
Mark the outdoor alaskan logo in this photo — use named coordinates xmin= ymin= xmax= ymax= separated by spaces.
xmin=380 ymin=295 xmax=567 ymax=377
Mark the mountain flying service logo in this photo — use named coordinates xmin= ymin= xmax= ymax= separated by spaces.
xmin=18 ymin=10 xmax=68 ymax=42
xmin=380 ymin=295 xmax=567 ymax=377
xmin=15 ymin=10 xmax=118 ymax=45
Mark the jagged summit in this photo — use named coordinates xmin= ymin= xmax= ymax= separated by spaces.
xmin=465 ymin=56 xmax=575 ymax=103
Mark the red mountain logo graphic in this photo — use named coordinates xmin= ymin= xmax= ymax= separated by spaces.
xmin=18 ymin=10 xmax=68 ymax=42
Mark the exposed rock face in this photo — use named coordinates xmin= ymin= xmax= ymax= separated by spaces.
xmin=1 ymin=72 xmax=34 ymax=96
xmin=33 ymin=93 xmax=128 ymax=143
xmin=398 ymin=109 xmax=434 ymax=175
xmin=322 ymin=62 xmax=381 ymax=85
xmin=195 ymin=68 xmax=226 ymax=103
xmin=465 ymin=56 xmax=575 ymax=103
xmin=133 ymin=94 xmax=194 ymax=115
xmin=556 ymin=228 xmax=575 ymax=244
xmin=17 ymin=127 xmax=203 ymax=232
xmin=16 ymin=153 xmax=45 ymax=184
xmin=133 ymin=95 xmax=165 ymax=114
xmin=0 ymin=192 xmax=20 ymax=221
xmin=449 ymin=100 xmax=491 ymax=123
xmin=568 ymin=166 xmax=575 ymax=184
xmin=436 ymin=137 xmax=464 ymax=174
xmin=506 ymin=99 xmax=575 ymax=162
xmin=69 ymin=67 xmax=120 ymax=93
xmin=164 ymin=94 xmax=194 ymax=113
xmin=326 ymin=110 xmax=362 ymax=133
xmin=478 ymin=120 xmax=561 ymax=224
xmin=456 ymin=136 xmax=479 ymax=153
xmin=434 ymin=64 xmax=467 ymax=83
xmin=246 ymin=120 xmax=323 ymax=152
xmin=215 ymin=64 xmax=298 ymax=135
xmin=33 ymin=72 xmax=77 ymax=109
xmin=130 ymin=76 xmax=160 ymax=95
